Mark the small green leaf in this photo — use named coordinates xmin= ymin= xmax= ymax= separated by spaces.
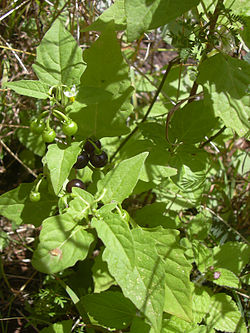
xmin=43 ymin=142 xmax=82 ymax=195
xmin=67 ymin=187 xmax=95 ymax=220
xmin=32 ymin=212 xmax=95 ymax=274
xmin=33 ymin=19 xmax=85 ymax=86
xmin=81 ymin=291 xmax=136 ymax=329
xmin=40 ymin=320 xmax=73 ymax=333
xmin=97 ymin=152 xmax=148 ymax=204
xmin=209 ymin=268 xmax=240 ymax=288
xmin=4 ymin=80 xmax=50 ymax=99
xmin=0 ymin=182 xmax=56 ymax=227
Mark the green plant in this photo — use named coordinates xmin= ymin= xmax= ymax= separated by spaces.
xmin=0 ymin=1 xmax=249 ymax=332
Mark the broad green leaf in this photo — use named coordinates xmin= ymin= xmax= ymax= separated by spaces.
xmin=129 ymin=317 xmax=151 ymax=333
xmin=197 ymin=53 xmax=250 ymax=137
xmin=97 ymin=152 xmax=148 ymax=204
xmin=161 ymin=314 xmax=197 ymax=332
xmin=84 ymin=0 xmax=126 ymax=31
xmin=70 ymin=24 xmax=133 ymax=138
xmin=191 ymin=240 xmax=213 ymax=272
xmin=125 ymin=0 xmax=200 ymax=41
xmin=81 ymin=291 xmax=136 ymax=329
xmin=0 ymin=182 xmax=56 ymax=227
xmin=92 ymin=212 xmax=135 ymax=270
xmin=32 ymin=212 xmax=94 ymax=274
xmin=92 ymin=247 xmax=116 ymax=293
xmin=43 ymin=142 xmax=81 ymax=195
xmin=17 ymin=128 xmax=46 ymax=156
xmin=134 ymin=203 xmax=176 ymax=228
xmin=213 ymin=241 xmax=250 ymax=275
xmin=170 ymin=146 xmax=209 ymax=193
xmin=33 ymin=19 xmax=85 ymax=86
xmin=94 ymin=219 xmax=166 ymax=333
xmin=4 ymin=80 xmax=50 ymax=99
xmin=159 ymin=246 xmax=193 ymax=322
xmin=40 ymin=320 xmax=73 ymax=333
xmin=208 ymin=268 xmax=240 ymax=288
xmin=206 ymin=293 xmax=247 ymax=332
xmin=192 ymin=286 xmax=211 ymax=323
xmin=119 ymin=137 xmax=176 ymax=185
xmin=169 ymin=100 xmax=218 ymax=144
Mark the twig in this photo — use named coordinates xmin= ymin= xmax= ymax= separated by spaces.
xmin=199 ymin=126 xmax=226 ymax=148
xmin=110 ymin=57 xmax=180 ymax=162
xmin=0 ymin=139 xmax=37 ymax=178
xmin=0 ymin=0 xmax=30 ymax=22
xmin=16 ymin=309 xmax=39 ymax=333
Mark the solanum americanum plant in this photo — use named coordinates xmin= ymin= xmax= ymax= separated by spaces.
xmin=1 ymin=5 xmax=249 ymax=332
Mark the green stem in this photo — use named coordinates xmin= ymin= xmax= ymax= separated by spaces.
xmin=52 ymin=109 xmax=69 ymax=122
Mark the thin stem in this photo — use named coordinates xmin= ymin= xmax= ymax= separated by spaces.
xmin=199 ymin=126 xmax=226 ymax=148
xmin=110 ymin=57 xmax=180 ymax=162
xmin=0 ymin=139 xmax=37 ymax=178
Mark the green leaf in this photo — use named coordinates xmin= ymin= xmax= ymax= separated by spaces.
xmin=161 ymin=314 xmax=196 ymax=332
xmin=134 ymin=203 xmax=176 ymax=228
xmin=170 ymin=146 xmax=209 ymax=193
xmin=84 ymin=0 xmax=126 ymax=31
xmin=93 ymin=217 xmax=165 ymax=333
xmin=125 ymin=0 xmax=200 ymax=41
xmin=32 ymin=212 xmax=95 ymax=274
xmin=192 ymin=286 xmax=212 ymax=324
xmin=4 ymin=80 xmax=50 ymax=99
xmin=169 ymin=100 xmax=218 ymax=144
xmin=197 ymin=53 xmax=250 ymax=137
xmin=43 ymin=142 xmax=82 ymax=195
xmin=206 ymin=293 xmax=247 ymax=332
xmin=17 ymin=128 xmax=46 ymax=157
xmin=0 ymin=182 xmax=56 ymax=227
xmin=129 ymin=317 xmax=151 ymax=333
xmin=92 ymin=212 xmax=135 ymax=270
xmin=97 ymin=152 xmax=148 ymax=204
xmin=40 ymin=320 xmax=73 ymax=333
xmin=209 ymin=268 xmax=240 ymax=289
xmin=70 ymin=24 xmax=133 ymax=138
xmin=32 ymin=19 xmax=85 ymax=86
xmin=213 ymin=241 xmax=250 ymax=275
xmin=81 ymin=291 xmax=136 ymax=329
xmin=67 ymin=187 xmax=96 ymax=221
xmin=144 ymin=229 xmax=193 ymax=323
xmin=92 ymin=247 xmax=116 ymax=293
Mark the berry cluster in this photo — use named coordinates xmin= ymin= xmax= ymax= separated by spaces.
xmin=73 ymin=139 xmax=108 ymax=169
xmin=65 ymin=139 xmax=108 ymax=193
xmin=30 ymin=110 xmax=78 ymax=143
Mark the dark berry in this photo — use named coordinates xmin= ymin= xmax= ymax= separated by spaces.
xmin=89 ymin=151 xmax=108 ymax=168
xmin=73 ymin=151 xmax=89 ymax=169
xmin=66 ymin=179 xmax=85 ymax=193
xmin=84 ymin=139 xmax=101 ymax=154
